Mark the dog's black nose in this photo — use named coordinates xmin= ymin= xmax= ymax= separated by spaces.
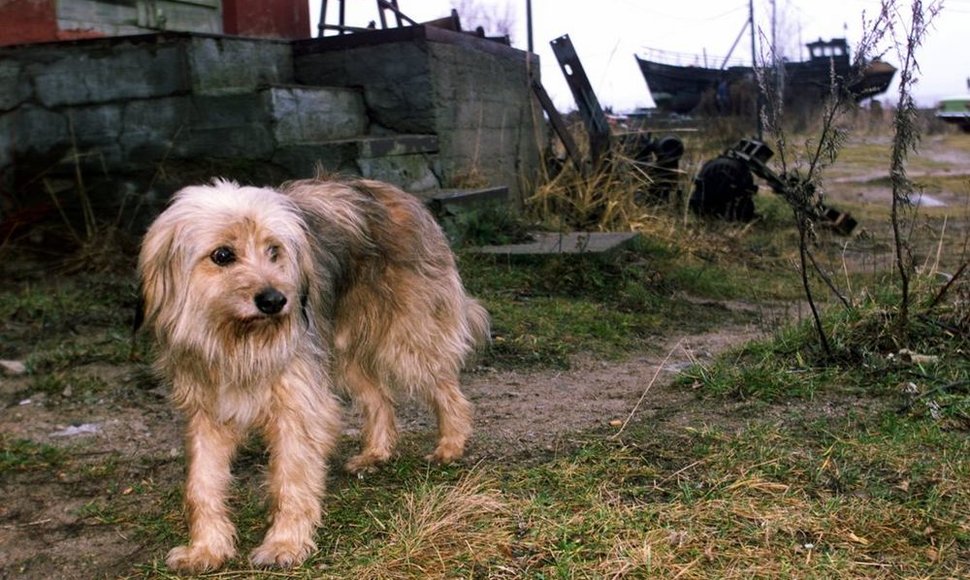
xmin=255 ymin=288 xmax=287 ymax=315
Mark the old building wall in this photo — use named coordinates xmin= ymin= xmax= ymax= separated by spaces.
xmin=294 ymin=26 xmax=545 ymax=203
xmin=1 ymin=27 xmax=544 ymax=227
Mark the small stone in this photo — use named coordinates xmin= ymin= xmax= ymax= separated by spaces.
xmin=0 ymin=360 xmax=27 ymax=376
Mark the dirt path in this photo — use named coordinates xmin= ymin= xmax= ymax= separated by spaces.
xmin=452 ymin=323 xmax=766 ymax=462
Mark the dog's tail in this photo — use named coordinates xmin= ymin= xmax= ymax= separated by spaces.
xmin=465 ymin=297 xmax=491 ymax=349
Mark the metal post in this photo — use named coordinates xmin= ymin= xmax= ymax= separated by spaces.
xmin=317 ymin=0 xmax=328 ymax=37
xmin=749 ymin=0 xmax=763 ymax=139
xmin=550 ymin=35 xmax=611 ymax=166
xmin=526 ymin=0 xmax=533 ymax=53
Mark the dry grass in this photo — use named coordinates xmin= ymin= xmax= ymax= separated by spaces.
xmin=525 ymin=124 xmax=796 ymax=270
xmin=353 ymin=469 xmax=512 ymax=579
xmin=528 ymin=145 xmax=658 ymax=233
xmin=499 ymin=414 xmax=970 ymax=578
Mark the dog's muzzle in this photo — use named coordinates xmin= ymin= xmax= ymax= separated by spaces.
xmin=254 ymin=287 xmax=288 ymax=315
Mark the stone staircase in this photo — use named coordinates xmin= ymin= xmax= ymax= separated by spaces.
xmin=2 ymin=31 xmax=518 ymax=214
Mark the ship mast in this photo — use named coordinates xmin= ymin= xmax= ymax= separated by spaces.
xmin=750 ymin=0 xmax=763 ymax=139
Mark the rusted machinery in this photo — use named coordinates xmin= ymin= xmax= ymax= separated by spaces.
xmin=691 ymin=138 xmax=857 ymax=235
xmin=537 ymin=35 xmax=854 ymax=234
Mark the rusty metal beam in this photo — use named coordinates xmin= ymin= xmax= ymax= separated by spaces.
xmin=531 ymin=79 xmax=585 ymax=172
xmin=549 ymin=34 xmax=611 ymax=165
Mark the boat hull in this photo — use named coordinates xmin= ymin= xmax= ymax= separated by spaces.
xmin=637 ymin=39 xmax=896 ymax=115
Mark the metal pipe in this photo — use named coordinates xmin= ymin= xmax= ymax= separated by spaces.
xmin=749 ymin=0 xmax=763 ymax=139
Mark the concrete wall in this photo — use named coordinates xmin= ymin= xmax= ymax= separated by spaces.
xmin=1 ymin=27 xmax=545 ymax=226
xmin=0 ymin=33 xmax=297 ymax=216
xmin=294 ymin=26 xmax=545 ymax=203
xmin=428 ymin=39 xmax=543 ymax=200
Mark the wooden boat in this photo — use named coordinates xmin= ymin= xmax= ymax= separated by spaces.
xmin=636 ymin=38 xmax=896 ymax=115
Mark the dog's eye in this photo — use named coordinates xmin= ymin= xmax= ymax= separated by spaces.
xmin=210 ymin=246 xmax=236 ymax=266
xmin=267 ymin=245 xmax=280 ymax=262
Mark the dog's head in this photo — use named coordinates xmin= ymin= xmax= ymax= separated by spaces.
xmin=138 ymin=180 xmax=312 ymax=352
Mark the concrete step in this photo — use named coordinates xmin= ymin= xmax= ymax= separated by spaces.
xmin=273 ymin=134 xmax=441 ymax=191
xmin=263 ymin=85 xmax=367 ymax=144
xmin=472 ymin=232 xmax=641 ymax=259
xmin=273 ymin=134 xmax=438 ymax=171
xmin=118 ymin=85 xmax=368 ymax=161
xmin=420 ymin=186 xmax=509 ymax=213
xmin=188 ymin=85 xmax=367 ymax=145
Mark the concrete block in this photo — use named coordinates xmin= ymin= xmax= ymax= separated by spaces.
xmin=31 ymin=41 xmax=187 ymax=107
xmin=266 ymin=86 xmax=366 ymax=144
xmin=0 ymin=115 xmax=13 ymax=169
xmin=355 ymin=134 xmax=438 ymax=158
xmin=69 ymin=104 xmax=124 ymax=146
xmin=356 ymin=154 xmax=440 ymax=193
xmin=8 ymin=105 xmax=68 ymax=156
xmin=272 ymin=135 xmax=438 ymax=179
xmin=121 ymin=93 xmax=269 ymax=161
xmin=119 ymin=96 xmax=193 ymax=161
xmin=64 ymin=105 xmax=126 ymax=168
xmin=191 ymin=93 xmax=268 ymax=128
xmin=272 ymin=142 xmax=360 ymax=177
xmin=295 ymin=42 xmax=436 ymax=133
xmin=0 ymin=60 xmax=31 ymax=111
xmin=176 ymin=123 xmax=276 ymax=160
xmin=187 ymin=36 xmax=293 ymax=95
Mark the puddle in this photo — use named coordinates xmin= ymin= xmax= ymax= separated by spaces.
xmin=913 ymin=193 xmax=946 ymax=208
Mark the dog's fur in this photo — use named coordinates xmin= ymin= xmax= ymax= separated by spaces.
xmin=138 ymin=176 xmax=489 ymax=572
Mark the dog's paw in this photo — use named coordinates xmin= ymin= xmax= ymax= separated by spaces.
xmin=250 ymin=539 xmax=314 ymax=568
xmin=426 ymin=442 xmax=464 ymax=465
xmin=166 ymin=544 xmax=234 ymax=573
xmin=345 ymin=450 xmax=392 ymax=474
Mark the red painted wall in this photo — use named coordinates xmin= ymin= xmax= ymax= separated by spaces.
xmin=223 ymin=0 xmax=310 ymax=40
xmin=0 ymin=0 xmax=57 ymax=46
xmin=0 ymin=0 xmax=309 ymax=47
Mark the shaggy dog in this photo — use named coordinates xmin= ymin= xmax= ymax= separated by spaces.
xmin=137 ymin=176 xmax=489 ymax=572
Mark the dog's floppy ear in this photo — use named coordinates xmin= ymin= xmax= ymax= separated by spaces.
xmin=137 ymin=216 xmax=181 ymax=329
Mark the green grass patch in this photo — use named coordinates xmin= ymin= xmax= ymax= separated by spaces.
xmin=461 ymin=236 xmax=801 ymax=369
xmin=677 ymin=270 xmax=970 ymax=432
xmin=0 ymin=274 xmax=137 ymax=366
xmin=0 ymin=437 xmax=66 ymax=472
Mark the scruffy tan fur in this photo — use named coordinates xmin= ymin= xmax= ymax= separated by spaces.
xmin=138 ymin=176 xmax=489 ymax=573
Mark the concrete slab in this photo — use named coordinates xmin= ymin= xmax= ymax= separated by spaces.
xmin=473 ymin=231 xmax=641 ymax=258
xmin=422 ymin=186 xmax=509 ymax=211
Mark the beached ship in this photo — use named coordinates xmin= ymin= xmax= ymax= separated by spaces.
xmin=636 ymin=38 xmax=897 ymax=115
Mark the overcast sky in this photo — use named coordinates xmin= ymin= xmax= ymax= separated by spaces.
xmin=308 ymin=0 xmax=970 ymax=112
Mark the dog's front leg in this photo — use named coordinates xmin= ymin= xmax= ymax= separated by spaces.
xmin=250 ymin=374 xmax=340 ymax=568
xmin=166 ymin=411 xmax=242 ymax=573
